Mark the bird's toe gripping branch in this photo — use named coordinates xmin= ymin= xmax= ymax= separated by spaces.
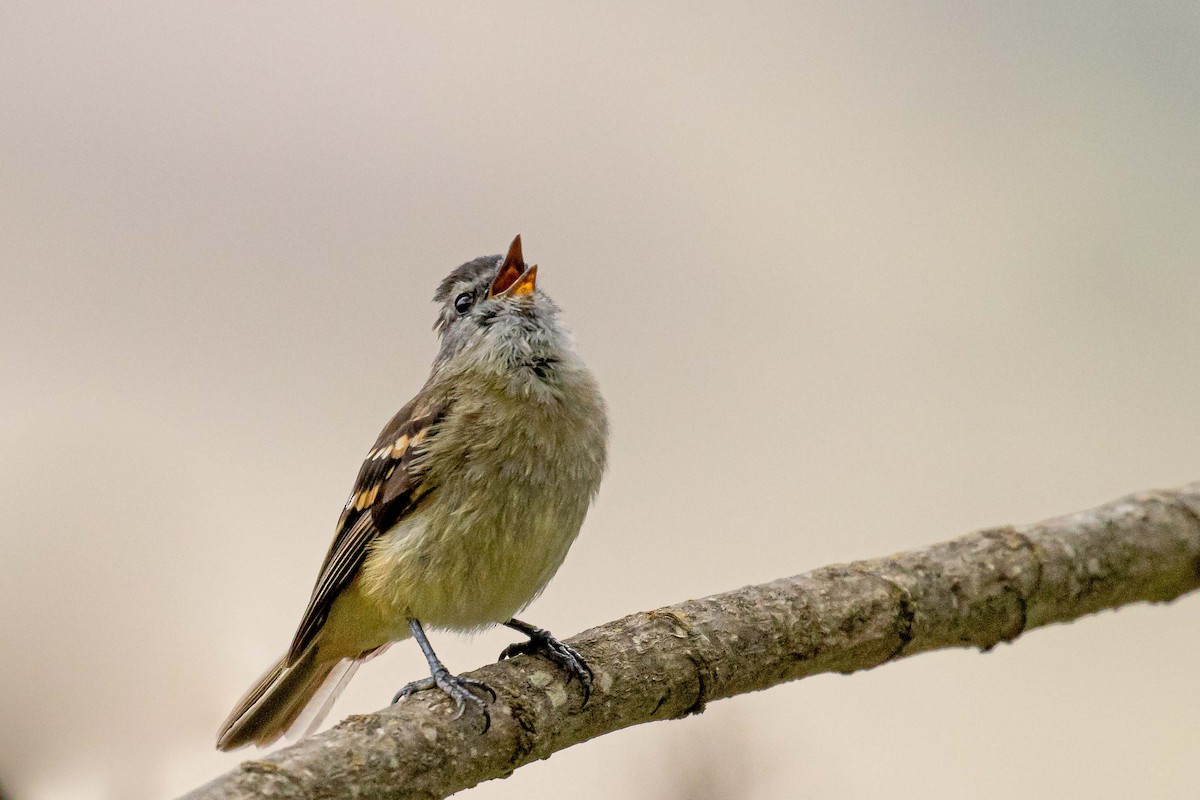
xmin=500 ymin=619 xmax=594 ymax=705
xmin=392 ymin=669 xmax=497 ymax=733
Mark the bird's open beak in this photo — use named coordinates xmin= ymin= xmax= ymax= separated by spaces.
xmin=489 ymin=235 xmax=538 ymax=298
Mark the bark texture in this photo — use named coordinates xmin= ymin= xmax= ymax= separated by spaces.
xmin=183 ymin=483 xmax=1200 ymax=800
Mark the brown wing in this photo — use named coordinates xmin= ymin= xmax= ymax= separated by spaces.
xmin=284 ymin=395 xmax=446 ymax=664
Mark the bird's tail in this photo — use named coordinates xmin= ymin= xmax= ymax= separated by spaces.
xmin=216 ymin=645 xmax=355 ymax=751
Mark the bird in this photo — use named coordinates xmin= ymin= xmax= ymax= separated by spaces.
xmin=216 ymin=235 xmax=608 ymax=750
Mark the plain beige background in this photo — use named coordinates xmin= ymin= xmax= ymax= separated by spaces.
xmin=3 ymin=2 xmax=1199 ymax=798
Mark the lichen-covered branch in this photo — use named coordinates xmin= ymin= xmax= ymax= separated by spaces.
xmin=183 ymin=483 xmax=1200 ymax=800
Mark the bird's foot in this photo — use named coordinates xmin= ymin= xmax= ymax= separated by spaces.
xmin=500 ymin=627 xmax=593 ymax=705
xmin=392 ymin=669 xmax=496 ymax=732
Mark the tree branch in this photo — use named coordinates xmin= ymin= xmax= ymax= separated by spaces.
xmin=183 ymin=483 xmax=1200 ymax=800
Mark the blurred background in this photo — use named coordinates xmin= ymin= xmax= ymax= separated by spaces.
xmin=2 ymin=2 xmax=1199 ymax=798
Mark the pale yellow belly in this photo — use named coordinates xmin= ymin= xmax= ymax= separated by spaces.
xmin=357 ymin=504 xmax=581 ymax=632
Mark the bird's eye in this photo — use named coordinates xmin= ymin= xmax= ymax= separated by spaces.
xmin=453 ymin=292 xmax=473 ymax=314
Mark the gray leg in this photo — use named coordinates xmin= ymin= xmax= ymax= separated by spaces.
xmin=393 ymin=619 xmax=496 ymax=731
xmin=499 ymin=618 xmax=593 ymax=704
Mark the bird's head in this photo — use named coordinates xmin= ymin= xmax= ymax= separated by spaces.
xmin=430 ymin=235 xmax=569 ymax=389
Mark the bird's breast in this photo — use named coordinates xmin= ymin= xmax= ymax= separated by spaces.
xmin=360 ymin=378 xmax=607 ymax=630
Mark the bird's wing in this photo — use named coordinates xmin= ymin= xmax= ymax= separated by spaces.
xmin=284 ymin=395 xmax=447 ymax=664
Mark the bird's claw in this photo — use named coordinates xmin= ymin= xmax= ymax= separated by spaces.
xmin=500 ymin=631 xmax=593 ymax=705
xmin=392 ymin=670 xmax=496 ymax=732
xmin=392 ymin=675 xmax=434 ymax=704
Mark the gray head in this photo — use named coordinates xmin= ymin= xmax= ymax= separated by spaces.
xmin=430 ymin=236 xmax=573 ymax=394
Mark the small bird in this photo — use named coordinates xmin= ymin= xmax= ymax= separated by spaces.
xmin=217 ymin=236 xmax=608 ymax=750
